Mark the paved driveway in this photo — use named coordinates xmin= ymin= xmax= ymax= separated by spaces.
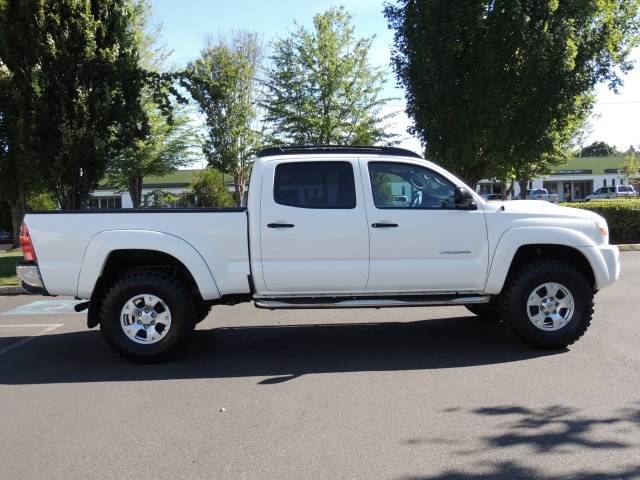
xmin=1 ymin=253 xmax=639 ymax=480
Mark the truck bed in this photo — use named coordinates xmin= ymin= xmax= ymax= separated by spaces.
xmin=23 ymin=208 xmax=250 ymax=299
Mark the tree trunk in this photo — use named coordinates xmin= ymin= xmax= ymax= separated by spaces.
xmin=234 ymin=174 xmax=244 ymax=207
xmin=518 ymin=180 xmax=529 ymax=199
xmin=9 ymin=177 xmax=25 ymax=249
xmin=128 ymin=176 xmax=143 ymax=208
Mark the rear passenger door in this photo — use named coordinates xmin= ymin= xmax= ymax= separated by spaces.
xmin=258 ymin=159 xmax=370 ymax=294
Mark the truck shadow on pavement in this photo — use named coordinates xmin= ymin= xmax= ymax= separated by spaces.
xmin=0 ymin=315 xmax=563 ymax=385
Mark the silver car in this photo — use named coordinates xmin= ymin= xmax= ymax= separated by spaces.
xmin=586 ymin=185 xmax=636 ymax=201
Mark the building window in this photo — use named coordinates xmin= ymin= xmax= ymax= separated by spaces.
xmin=612 ymin=178 xmax=616 ymax=186
xmin=88 ymin=196 xmax=122 ymax=210
xmin=603 ymin=179 xmax=607 ymax=186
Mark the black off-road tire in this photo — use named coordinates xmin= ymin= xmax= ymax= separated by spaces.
xmin=195 ymin=304 xmax=212 ymax=324
xmin=500 ymin=260 xmax=594 ymax=349
xmin=99 ymin=271 xmax=196 ymax=363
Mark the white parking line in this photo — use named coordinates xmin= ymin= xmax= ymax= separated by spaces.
xmin=0 ymin=324 xmax=64 ymax=356
xmin=0 ymin=325 xmax=64 ymax=328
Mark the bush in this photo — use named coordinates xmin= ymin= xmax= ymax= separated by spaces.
xmin=26 ymin=193 xmax=58 ymax=210
xmin=562 ymin=199 xmax=640 ymax=244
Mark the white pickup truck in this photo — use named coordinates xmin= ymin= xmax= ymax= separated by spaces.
xmin=529 ymin=189 xmax=559 ymax=204
xmin=17 ymin=146 xmax=620 ymax=363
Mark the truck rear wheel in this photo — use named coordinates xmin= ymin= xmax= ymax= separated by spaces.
xmin=99 ymin=272 xmax=196 ymax=363
xmin=500 ymin=260 xmax=594 ymax=349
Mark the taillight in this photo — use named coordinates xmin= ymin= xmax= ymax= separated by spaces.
xmin=20 ymin=222 xmax=37 ymax=262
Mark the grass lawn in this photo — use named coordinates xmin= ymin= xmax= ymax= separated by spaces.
xmin=0 ymin=251 xmax=22 ymax=286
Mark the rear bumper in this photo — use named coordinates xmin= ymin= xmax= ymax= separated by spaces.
xmin=16 ymin=262 xmax=50 ymax=295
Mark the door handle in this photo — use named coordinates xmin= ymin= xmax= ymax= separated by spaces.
xmin=371 ymin=223 xmax=398 ymax=228
xmin=267 ymin=223 xmax=295 ymax=228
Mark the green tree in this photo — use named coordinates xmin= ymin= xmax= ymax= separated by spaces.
xmin=185 ymin=31 xmax=264 ymax=207
xmin=262 ymin=6 xmax=398 ymax=146
xmin=619 ymin=151 xmax=640 ymax=187
xmin=0 ymin=19 xmax=41 ymax=246
xmin=580 ymin=141 xmax=620 ymax=157
xmin=106 ymin=99 xmax=199 ymax=208
xmin=142 ymin=189 xmax=179 ymax=208
xmin=104 ymin=0 xmax=199 ymax=208
xmin=0 ymin=0 xmax=146 ymax=211
xmin=371 ymin=173 xmax=395 ymax=206
xmin=182 ymin=169 xmax=234 ymax=208
xmin=385 ymin=0 xmax=640 ymax=187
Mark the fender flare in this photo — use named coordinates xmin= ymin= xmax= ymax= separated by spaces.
xmin=485 ymin=227 xmax=598 ymax=294
xmin=77 ymin=230 xmax=221 ymax=300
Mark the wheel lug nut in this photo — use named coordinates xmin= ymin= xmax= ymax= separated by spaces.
xmin=137 ymin=320 xmax=141 ymax=324
xmin=555 ymin=302 xmax=559 ymax=306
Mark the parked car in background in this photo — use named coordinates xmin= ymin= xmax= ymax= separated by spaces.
xmin=0 ymin=230 xmax=13 ymax=243
xmin=393 ymin=195 xmax=409 ymax=206
xmin=529 ymin=189 xmax=559 ymax=204
xmin=585 ymin=185 xmax=636 ymax=201
xmin=480 ymin=193 xmax=502 ymax=201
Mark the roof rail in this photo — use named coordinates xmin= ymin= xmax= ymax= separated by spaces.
xmin=258 ymin=145 xmax=423 ymax=159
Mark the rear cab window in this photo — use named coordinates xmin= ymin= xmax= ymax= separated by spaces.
xmin=273 ymin=162 xmax=356 ymax=209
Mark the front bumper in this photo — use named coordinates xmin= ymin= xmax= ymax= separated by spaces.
xmin=16 ymin=262 xmax=50 ymax=295
xmin=593 ymin=244 xmax=620 ymax=290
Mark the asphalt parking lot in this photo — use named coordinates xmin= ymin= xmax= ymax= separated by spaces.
xmin=1 ymin=252 xmax=639 ymax=480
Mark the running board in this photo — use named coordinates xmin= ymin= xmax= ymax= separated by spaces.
xmin=254 ymin=295 xmax=491 ymax=310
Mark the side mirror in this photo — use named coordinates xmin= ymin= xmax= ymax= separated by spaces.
xmin=454 ymin=187 xmax=477 ymax=210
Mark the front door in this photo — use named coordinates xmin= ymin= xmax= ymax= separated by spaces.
xmin=363 ymin=161 xmax=489 ymax=292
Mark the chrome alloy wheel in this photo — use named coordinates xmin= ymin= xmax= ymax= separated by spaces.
xmin=527 ymin=282 xmax=574 ymax=331
xmin=120 ymin=294 xmax=172 ymax=344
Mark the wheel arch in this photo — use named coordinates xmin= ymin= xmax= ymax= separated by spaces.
xmin=486 ymin=239 xmax=597 ymax=295
xmin=78 ymin=231 xmax=220 ymax=298
xmin=86 ymin=248 xmax=211 ymax=329
xmin=79 ymin=231 xmax=221 ymax=328
xmin=504 ymin=244 xmax=595 ymax=288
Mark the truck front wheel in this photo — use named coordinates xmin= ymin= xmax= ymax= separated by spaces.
xmin=99 ymin=272 xmax=196 ymax=363
xmin=501 ymin=260 xmax=594 ymax=349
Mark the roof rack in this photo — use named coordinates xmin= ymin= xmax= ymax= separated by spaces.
xmin=258 ymin=145 xmax=423 ymax=159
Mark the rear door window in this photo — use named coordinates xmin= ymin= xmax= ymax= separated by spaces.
xmin=273 ymin=162 xmax=356 ymax=209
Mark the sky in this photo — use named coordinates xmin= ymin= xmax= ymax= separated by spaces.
xmin=154 ymin=0 xmax=640 ymax=155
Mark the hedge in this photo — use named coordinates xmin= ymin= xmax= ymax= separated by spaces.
xmin=561 ymin=199 xmax=640 ymax=244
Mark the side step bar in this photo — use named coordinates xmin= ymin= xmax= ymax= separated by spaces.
xmin=254 ymin=295 xmax=491 ymax=310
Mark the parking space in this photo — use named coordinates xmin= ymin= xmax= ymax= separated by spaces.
xmin=0 ymin=297 xmax=84 ymax=356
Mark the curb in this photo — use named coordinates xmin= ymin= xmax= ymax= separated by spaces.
xmin=617 ymin=244 xmax=640 ymax=252
xmin=1 ymin=244 xmax=639 ymax=296
xmin=0 ymin=285 xmax=28 ymax=296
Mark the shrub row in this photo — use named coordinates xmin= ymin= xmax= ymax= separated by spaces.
xmin=562 ymin=199 xmax=640 ymax=244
